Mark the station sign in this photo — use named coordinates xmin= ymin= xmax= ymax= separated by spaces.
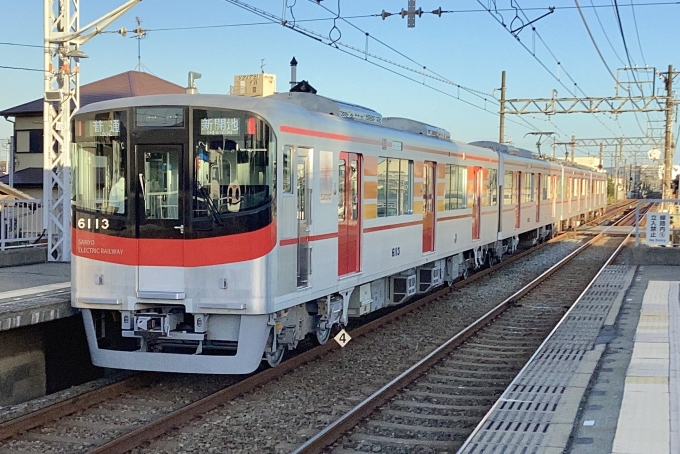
xmin=646 ymin=212 xmax=670 ymax=245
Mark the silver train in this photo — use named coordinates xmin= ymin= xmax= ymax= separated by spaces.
xmin=71 ymin=91 xmax=607 ymax=374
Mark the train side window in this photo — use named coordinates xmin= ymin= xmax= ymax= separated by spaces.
xmin=503 ymin=171 xmax=514 ymax=205
xmin=487 ymin=169 xmax=498 ymax=207
xmin=282 ymin=146 xmax=293 ymax=193
xmin=376 ymin=157 xmax=412 ymax=217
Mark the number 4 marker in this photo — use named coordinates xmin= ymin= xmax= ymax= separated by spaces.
xmin=334 ymin=329 xmax=352 ymax=348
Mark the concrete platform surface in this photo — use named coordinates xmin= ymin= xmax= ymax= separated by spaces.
xmin=461 ymin=258 xmax=680 ymax=453
xmin=0 ymin=262 xmax=71 ymax=332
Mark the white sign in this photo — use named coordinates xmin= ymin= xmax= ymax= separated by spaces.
xmin=647 ymin=212 xmax=670 ymax=245
xmin=334 ymin=329 xmax=352 ymax=347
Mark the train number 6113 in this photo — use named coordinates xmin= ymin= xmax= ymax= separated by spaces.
xmin=77 ymin=218 xmax=109 ymax=230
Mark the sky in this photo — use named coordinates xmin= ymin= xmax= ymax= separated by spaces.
xmin=0 ymin=0 xmax=678 ymax=169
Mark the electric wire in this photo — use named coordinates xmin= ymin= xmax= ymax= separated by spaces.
xmin=478 ymin=0 xmax=620 ymax=143
xmin=612 ymin=0 xmax=652 ymax=135
xmin=588 ymin=0 xmax=625 ymax=65
xmin=224 ymin=0 xmax=495 ymax=103
xmin=307 ymin=0 xmax=494 ymax=98
xmin=0 ymin=65 xmax=45 ymax=73
xmin=628 ymin=0 xmax=648 ymax=65
xmin=513 ymin=0 xmax=623 ymax=139
xmin=224 ymin=0 xmax=545 ymax=134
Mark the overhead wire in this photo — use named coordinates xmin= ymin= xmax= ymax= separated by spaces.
xmin=628 ymin=0 xmax=648 ymax=65
xmin=612 ymin=0 xmax=653 ymax=135
xmin=479 ymin=0 xmax=620 ymax=144
xmin=307 ymin=0 xmax=562 ymax=135
xmin=224 ymin=0 xmax=546 ymax=134
xmin=573 ymin=0 xmax=646 ymax=137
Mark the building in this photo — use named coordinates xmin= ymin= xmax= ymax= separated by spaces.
xmin=0 ymin=70 xmax=184 ymax=194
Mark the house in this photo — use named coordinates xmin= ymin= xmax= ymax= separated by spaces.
xmin=0 ymin=71 xmax=185 ymax=194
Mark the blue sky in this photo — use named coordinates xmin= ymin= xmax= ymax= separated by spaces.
xmin=1 ymin=0 xmax=678 ymax=168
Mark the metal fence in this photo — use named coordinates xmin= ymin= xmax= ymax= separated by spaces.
xmin=0 ymin=199 xmax=44 ymax=250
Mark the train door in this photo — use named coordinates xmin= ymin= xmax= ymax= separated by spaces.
xmin=471 ymin=167 xmax=482 ymax=240
xmin=515 ymin=171 xmax=521 ymax=229
xmin=296 ymin=148 xmax=311 ymax=288
xmin=338 ymin=152 xmax=362 ymax=276
xmin=135 ymin=144 xmax=186 ymax=296
xmin=422 ymin=161 xmax=436 ymax=253
xmin=536 ymin=173 xmax=541 ymax=223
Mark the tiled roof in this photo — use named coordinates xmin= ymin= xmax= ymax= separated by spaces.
xmin=0 ymin=71 xmax=184 ymax=117
xmin=0 ymin=167 xmax=43 ymax=187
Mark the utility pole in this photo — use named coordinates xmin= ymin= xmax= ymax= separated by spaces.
xmin=499 ymin=70 xmax=506 ymax=144
xmin=599 ymin=142 xmax=603 ymax=170
xmin=662 ymin=65 xmax=675 ymax=202
xmin=43 ymin=0 xmax=140 ymax=261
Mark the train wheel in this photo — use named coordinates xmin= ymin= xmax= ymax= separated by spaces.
xmin=488 ymin=253 xmax=498 ymax=267
xmin=315 ymin=323 xmax=332 ymax=345
xmin=461 ymin=265 xmax=469 ymax=280
xmin=264 ymin=332 xmax=285 ymax=368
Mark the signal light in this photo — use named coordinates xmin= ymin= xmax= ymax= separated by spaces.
xmin=247 ymin=117 xmax=256 ymax=135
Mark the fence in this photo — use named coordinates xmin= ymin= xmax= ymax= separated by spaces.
xmin=0 ymin=199 xmax=44 ymax=250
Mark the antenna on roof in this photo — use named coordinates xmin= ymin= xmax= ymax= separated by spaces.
xmin=132 ymin=17 xmax=151 ymax=73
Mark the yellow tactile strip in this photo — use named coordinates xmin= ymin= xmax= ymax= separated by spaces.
xmin=612 ymin=280 xmax=675 ymax=454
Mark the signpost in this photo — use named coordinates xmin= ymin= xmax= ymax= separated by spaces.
xmin=646 ymin=211 xmax=670 ymax=246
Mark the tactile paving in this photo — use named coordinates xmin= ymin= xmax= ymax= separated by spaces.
xmin=461 ymin=265 xmax=635 ymax=453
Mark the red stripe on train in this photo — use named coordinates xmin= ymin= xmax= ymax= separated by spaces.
xmin=72 ymin=223 xmax=276 ymax=267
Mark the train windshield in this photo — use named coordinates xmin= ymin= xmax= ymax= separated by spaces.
xmin=72 ymin=106 xmax=276 ymax=240
xmin=192 ymin=109 xmax=274 ymax=219
xmin=72 ymin=110 xmax=129 ymax=217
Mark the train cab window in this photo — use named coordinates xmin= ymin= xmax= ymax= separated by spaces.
xmin=72 ymin=110 xmax=128 ymax=216
xmin=192 ymin=109 xmax=275 ymax=219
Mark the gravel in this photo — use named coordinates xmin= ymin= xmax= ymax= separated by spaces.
xmin=133 ymin=238 xmax=585 ymax=454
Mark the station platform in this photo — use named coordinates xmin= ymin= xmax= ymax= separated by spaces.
xmin=460 ymin=245 xmax=680 ymax=454
xmin=0 ymin=262 xmax=71 ymax=332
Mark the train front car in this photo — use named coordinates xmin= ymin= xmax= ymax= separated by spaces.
xmin=71 ymin=95 xmax=277 ymax=374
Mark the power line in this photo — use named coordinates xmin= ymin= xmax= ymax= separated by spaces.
xmin=479 ymin=0 xmax=620 ymax=140
xmin=628 ymin=0 xmax=648 ymax=65
xmin=0 ymin=65 xmax=45 ymax=73
xmin=223 ymin=0 xmax=546 ymax=133
xmin=588 ymin=0 xmax=625 ymax=66
xmin=573 ymin=0 xmax=617 ymax=83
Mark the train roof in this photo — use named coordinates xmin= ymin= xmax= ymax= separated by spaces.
xmin=469 ymin=141 xmax=537 ymax=159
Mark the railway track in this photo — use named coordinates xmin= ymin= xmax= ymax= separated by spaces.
xmin=0 ymin=208 xmax=634 ymax=454
xmin=292 ymin=212 xmax=639 ymax=454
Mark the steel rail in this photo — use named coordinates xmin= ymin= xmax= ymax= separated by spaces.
xmin=0 ymin=212 xmax=612 ymax=451
xmin=0 ymin=231 xmax=555 ymax=448
xmin=0 ymin=377 xmax=144 ymax=441
xmin=456 ymin=222 xmax=637 ymax=453
xmin=291 ymin=210 xmax=637 ymax=454
xmin=88 ymin=230 xmax=573 ymax=453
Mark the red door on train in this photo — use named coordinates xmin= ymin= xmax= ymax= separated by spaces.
xmin=471 ymin=167 xmax=482 ymax=240
xmin=338 ymin=152 xmax=362 ymax=276
xmin=422 ymin=161 xmax=436 ymax=253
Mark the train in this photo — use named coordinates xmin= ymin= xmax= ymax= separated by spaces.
xmin=71 ymin=90 xmax=607 ymax=374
